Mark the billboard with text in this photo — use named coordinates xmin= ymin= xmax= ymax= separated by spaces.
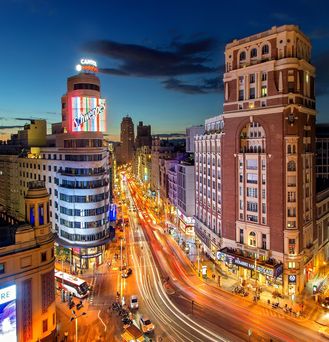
xmin=69 ymin=96 xmax=106 ymax=132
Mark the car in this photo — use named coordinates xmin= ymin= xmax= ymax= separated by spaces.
xmin=321 ymin=297 xmax=329 ymax=309
xmin=130 ymin=295 xmax=139 ymax=310
xmin=140 ymin=316 xmax=154 ymax=333
xmin=121 ymin=268 xmax=132 ymax=278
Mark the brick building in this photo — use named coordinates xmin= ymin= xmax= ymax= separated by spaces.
xmin=195 ymin=25 xmax=316 ymax=295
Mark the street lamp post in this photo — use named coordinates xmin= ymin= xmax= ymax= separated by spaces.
xmin=70 ymin=311 xmax=86 ymax=342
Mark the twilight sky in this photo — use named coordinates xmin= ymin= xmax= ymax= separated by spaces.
xmin=0 ymin=0 xmax=329 ymax=140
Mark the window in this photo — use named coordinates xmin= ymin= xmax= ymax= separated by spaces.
xmin=250 ymin=74 xmax=255 ymax=83
xmin=0 ymin=263 xmax=4 ymax=274
xmin=249 ymin=87 xmax=255 ymax=99
xmin=239 ymin=51 xmax=246 ymax=61
xmin=239 ymin=229 xmax=244 ymax=244
xmin=288 ymin=262 xmax=296 ymax=269
xmin=247 ymin=201 xmax=258 ymax=212
xmin=288 ymin=239 xmax=296 ymax=254
xmin=48 ymin=176 xmax=52 ymax=183
xmin=247 ymin=187 xmax=257 ymax=198
xmin=262 ymin=203 xmax=266 ymax=214
xmin=239 ymin=89 xmax=244 ymax=101
xmin=262 ymin=44 xmax=269 ymax=55
xmin=247 ymin=173 xmax=258 ymax=184
xmin=249 ymin=231 xmax=257 ymax=246
xmin=262 ymin=234 xmax=267 ymax=250
xmin=261 ymin=72 xmax=267 ymax=81
xmin=287 ymin=160 xmax=296 ymax=171
xmin=261 ymin=86 xmax=267 ymax=97
xmin=250 ymin=48 xmax=257 ymax=58
xmin=41 ymin=252 xmax=47 ymax=262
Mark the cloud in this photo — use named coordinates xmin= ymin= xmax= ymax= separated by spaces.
xmin=162 ymin=77 xmax=222 ymax=95
xmin=14 ymin=117 xmax=33 ymax=121
xmin=84 ymin=37 xmax=220 ymax=94
xmin=313 ymin=50 xmax=329 ymax=96
xmin=0 ymin=125 xmax=24 ymax=129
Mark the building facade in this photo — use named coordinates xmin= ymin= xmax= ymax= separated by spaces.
xmin=0 ymin=63 xmax=111 ymax=269
xmin=195 ymin=25 xmax=316 ymax=295
xmin=0 ymin=181 xmax=56 ymax=342
xmin=120 ymin=116 xmax=135 ymax=164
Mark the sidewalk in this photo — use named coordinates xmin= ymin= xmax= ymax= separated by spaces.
xmin=167 ymin=224 xmax=321 ymax=323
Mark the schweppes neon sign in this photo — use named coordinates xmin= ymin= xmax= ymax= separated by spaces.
xmin=70 ymin=97 xmax=106 ymax=132
xmin=73 ymin=102 xmax=105 ymax=128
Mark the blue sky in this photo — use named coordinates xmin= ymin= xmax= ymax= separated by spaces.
xmin=1 ymin=0 xmax=329 ymax=140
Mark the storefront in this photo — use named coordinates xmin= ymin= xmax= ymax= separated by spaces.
xmin=217 ymin=248 xmax=283 ymax=288
xmin=177 ymin=209 xmax=195 ymax=235
xmin=72 ymin=246 xmax=104 ymax=270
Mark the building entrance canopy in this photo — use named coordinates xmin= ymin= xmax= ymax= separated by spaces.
xmin=217 ymin=247 xmax=283 ymax=278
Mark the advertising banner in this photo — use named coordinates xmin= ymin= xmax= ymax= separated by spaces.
xmin=70 ymin=96 xmax=106 ymax=132
xmin=0 ymin=284 xmax=16 ymax=341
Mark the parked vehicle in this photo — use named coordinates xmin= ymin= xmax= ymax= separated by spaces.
xmin=140 ymin=316 xmax=155 ymax=333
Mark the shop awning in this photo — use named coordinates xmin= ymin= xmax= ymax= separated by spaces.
xmin=217 ymin=247 xmax=283 ymax=278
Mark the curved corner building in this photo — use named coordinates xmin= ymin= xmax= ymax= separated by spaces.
xmin=55 ymin=64 xmax=110 ymax=268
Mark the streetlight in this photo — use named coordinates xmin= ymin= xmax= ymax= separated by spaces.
xmin=70 ymin=311 xmax=86 ymax=342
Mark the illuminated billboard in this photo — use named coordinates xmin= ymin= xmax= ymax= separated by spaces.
xmin=0 ymin=284 xmax=16 ymax=341
xmin=70 ymin=96 xmax=106 ymax=132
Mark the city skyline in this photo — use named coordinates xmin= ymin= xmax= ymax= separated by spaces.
xmin=1 ymin=0 xmax=329 ymax=142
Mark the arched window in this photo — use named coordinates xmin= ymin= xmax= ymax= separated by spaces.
xmin=249 ymin=231 xmax=257 ymax=247
xmin=287 ymin=160 xmax=296 ymax=172
xmin=251 ymin=48 xmax=257 ymax=58
xmin=239 ymin=51 xmax=246 ymax=61
xmin=262 ymin=44 xmax=269 ymax=55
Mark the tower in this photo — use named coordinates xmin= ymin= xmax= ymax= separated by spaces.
xmin=120 ymin=116 xmax=135 ymax=164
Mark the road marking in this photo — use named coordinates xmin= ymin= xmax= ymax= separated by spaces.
xmin=98 ymin=309 xmax=107 ymax=332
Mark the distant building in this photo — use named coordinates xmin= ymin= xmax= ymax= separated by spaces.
xmin=186 ymin=125 xmax=204 ymax=153
xmin=168 ymin=157 xmax=195 ymax=234
xmin=134 ymin=145 xmax=152 ymax=184
xmin=120 ymin=116 xmax=135 ymax=164
xmin=135 ymin=121 xmax=152 ymax=148
xmin=10 ymin=120 xmax=47 ymax=147
xmin=0 ymin=181 xmax=56 ymax=342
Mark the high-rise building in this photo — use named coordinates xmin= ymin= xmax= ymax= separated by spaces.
xmin=0 ymin=181 xmax=56 ymax=342
xmin=0 ymin=59 xmax=111 ymax=269
xmin=195 ymin=25 xmax=316 ymax=295
xmin=120 ymin=116 xmax=134 ymax=164
xmin=135 ymin=121 xmax=152 ymax=148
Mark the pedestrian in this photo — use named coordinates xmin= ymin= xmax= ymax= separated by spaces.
xmin=64 ymin=331 xmax=68 ymax=341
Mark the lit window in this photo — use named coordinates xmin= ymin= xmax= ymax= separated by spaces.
xmin=261 ymin=86 xmax=267 ymax=97
xmin=249 ymin=231 xmax=257 ymax=246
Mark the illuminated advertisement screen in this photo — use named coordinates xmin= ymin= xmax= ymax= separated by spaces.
xmin=70 ymin=96 xmax=106 ymax=132
xmin=0 ymin=284 xmax=16 ymax=341
xmin=109 ymin=204 xmax=117 ymax=222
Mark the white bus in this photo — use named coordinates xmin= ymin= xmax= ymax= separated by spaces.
xmin=55 ymin=270 xmax=89 ymax=298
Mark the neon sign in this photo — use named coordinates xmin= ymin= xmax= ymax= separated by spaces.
xmin=76 ymin=59 xmax=98 ymax=73
xmin=70 ymin=97 xmax=106 ymax=132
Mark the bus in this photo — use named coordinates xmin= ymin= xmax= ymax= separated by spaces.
xmin=54 ymin=270 xmax=89 ymax=298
